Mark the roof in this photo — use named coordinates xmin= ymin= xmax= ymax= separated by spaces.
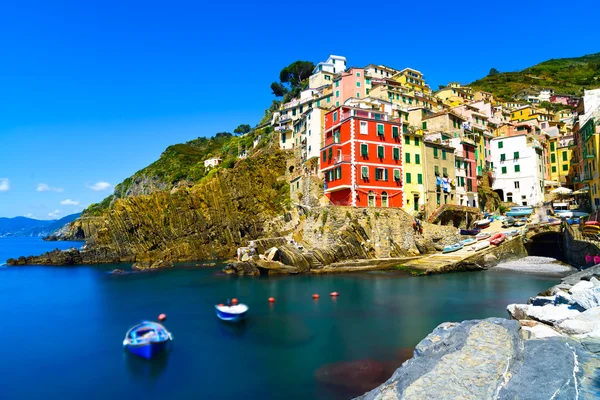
xmin=422 ymin=109 xmax=467 ymax=121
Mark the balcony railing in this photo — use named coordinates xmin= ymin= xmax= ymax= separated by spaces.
xmin=334 ymin=155 xmax=352 ymax=164
xmin=279 ymin=115 xmax=292 ymax=123
xmin=585 ymin=153 xmax=596 ymax=159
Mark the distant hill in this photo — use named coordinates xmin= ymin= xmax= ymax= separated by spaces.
xmin=470 ymin=52 xmax=600 ymax=101
xmin=0 ymin=213 xmax=81 ymax=237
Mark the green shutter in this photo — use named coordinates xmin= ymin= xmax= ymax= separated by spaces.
xmin=384 ymin=169 xmax=388 ymax=181
xmin=405 ymin=152 xmax=410 ymax=163
xmin=362 ymin=166 xmax=369 ymax=179
xmin=500 ymin=154 xmax=505 ymax=161
xmin=433 ymin=148 xmax=438 ymax=158
xmin=377 ymin=124 xmax=384 ymax=135
xmin=392 ymin=126 xmax=399 ymax=138
xmin=393 ymin=148 xmax=400 ymax=160
xmin=361 ymin=143 xmax=368 ymax=157
xmin=502 ymin=166 xmax=507 ymax=174
xmin=415 ymin=154 xmax=420 ymax=164
xmin=514 ymin=165 xmax=520 ymax=172
xmin=550 ymin=142 xmax=555 ymax=151
xmin=406 ymin=173 xmax=411 ymax=184
xmin=562 ymin=152 xmax=567 ymax=161
xmin=322 ymin=150 xmax=326 ymax=161
xmin=394 ymin=169 xmax=400 ymax=181
xmin=328 ymin=148 xmax=333 ymax=159
xmin=378 ymin=146 xmax=384 ymax=158
xmin=514 ymin=151 xmax=519 ymax=160
xmin=443 ymin=167 xmax=448 ymax=177
xmin=405 ymin=135 xmax=410 ymax=144
xmin=336 ymin=167 xmax=341 ymax=179
xmin=551 ymin=154 xmax=556 ymax=163
xmin=442 ymin=150 xmax=447 ymax=160
xmin=417 ymin=174 xmax=423 ymax=184
xmin=562 ymin=164 xmax=568 ymax=171
xmin=414 ymin=137 xmax=420 ymax=146
xmin=434 ymin=165 xmax=439 ymax=175
xmin=498 ymin=141 xmax=503 ymax=149
xmin=552 ymin=166 xmax=557 ymax=173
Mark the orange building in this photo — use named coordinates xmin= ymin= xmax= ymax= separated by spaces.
xmin=320 ymin=106 xmax=404 ymax=207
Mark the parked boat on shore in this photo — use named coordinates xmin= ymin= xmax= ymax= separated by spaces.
xmin=474 ymin=219 xmax=492 ymax=228
xmin=469 ymin=240 xmax=490 ymax=251
xmin=488 ymin=233 xmax=506 ymax=246
xmin=475 ymin=232 xmax=491 ymax=241
xmin=503 ymin=229 xmax=520 ymax=237
xmin=442 ymin=242 xmax=464 ymax=253
xmin=123 ymin=321 xmax=172 ymax=360
xmin=460 ymin=238 xmax=477 ymax=247
xmin=460 ymin=228 xmax=481 ymax=236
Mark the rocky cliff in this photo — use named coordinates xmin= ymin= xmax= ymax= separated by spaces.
xmin=9 ymin=150 xmax=293 ymax=265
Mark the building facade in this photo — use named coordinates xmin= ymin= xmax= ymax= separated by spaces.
xmin=423 ymin=141 xmax=456 ymax=217
xmin=320 ymin=106 xmax=404 ymax=207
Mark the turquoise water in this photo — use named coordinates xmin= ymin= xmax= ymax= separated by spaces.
xmin=0 ymin=238 xmax=559 ymax=399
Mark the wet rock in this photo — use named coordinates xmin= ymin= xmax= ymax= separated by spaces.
xmin=222 ymin=261 xmax=260 ymax=276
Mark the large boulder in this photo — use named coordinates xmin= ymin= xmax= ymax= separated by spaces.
xmin=507 ymin=303 xmax=581 ymax=325
xmin=556 ymin=308 xmax=600 ymax=337
xmin=570 ymin=287 xmax=600 ymax=310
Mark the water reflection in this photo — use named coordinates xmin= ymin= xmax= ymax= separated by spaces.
xmin=124 ymin=349 xmax=170 ymax=383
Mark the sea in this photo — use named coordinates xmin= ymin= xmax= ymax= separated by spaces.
xmin=0 ymin=237 xmax=560 ymax=399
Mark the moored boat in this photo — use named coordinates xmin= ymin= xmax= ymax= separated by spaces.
xmin=123 ymin=321 xmax=172 ymax=360
xmin=460 ymin=228 xmax=481 ymax=236
xmin=215 ymin=303 xmax=249 ymax=322
xmin=460 ymin=238 xmax=477 ymax=246
xmin=513 ymin=220 xmax=526 ymax=227
xmin=475 ymin=232 xmax=491 ymax=241
xmin=488 ymin=233 xmax=506 ymax=246
xmin=474 ymin=218 xmax=492 ymax=228
xmin=503 ymin=229 xmax=520 ymax=237
xmin=502 ymin=217 xmax=515 ymax=228
xmin=470 ymin=241 xmax=490 ymax=251
xmin=442 ymin=242 xmax=464 ymax=253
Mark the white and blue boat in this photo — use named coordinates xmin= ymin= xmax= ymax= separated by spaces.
xmin=506 ymin=206 xmax=533 ymax=217
xmin=460 ymin=238 xmax=477 ymax=246
xmin=215 ymin=303 xmax=249 ymax=322
xmin=442 ymin=242 xmax=464 ymax=253
xmin=123 ymin=321 xmax=172 ymax=360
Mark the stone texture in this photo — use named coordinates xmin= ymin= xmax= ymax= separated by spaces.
xmin=555 ymin=308 xmax=600 ymax=337
xmin=508 ymin=303 xmax=581 ymax=325
xmin=563 ymin=264 xmax=600 ymax=285
xmin=571 ymin=287 xmax=600 ymax=310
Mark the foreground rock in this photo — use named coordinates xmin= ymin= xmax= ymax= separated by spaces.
xmin=357 ymin=318 xmax=599 ymax=399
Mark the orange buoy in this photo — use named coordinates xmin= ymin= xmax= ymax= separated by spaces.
xmin=218 ymin=303 xmax=224 ymax=307
xmin=231 ymin=298 xmax=239 ymax=305
xmin=268 ymin=297 xmax=275 ymax=303
xmin=158 ymin=313 xmax=167 ymax=322
xmin=312 ymin=294 xmax=320 ymax=299
xmin=330 ymin=292 xmax=339 ymax=297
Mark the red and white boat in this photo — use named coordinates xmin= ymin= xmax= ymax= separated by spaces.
xmin=488 ymin=233 xmax=506 ymax=246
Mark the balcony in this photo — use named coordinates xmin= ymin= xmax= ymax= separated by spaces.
xmin=279 ymin=115 xmax=292 ymax=123
xmin=334 ymin=155 xmax=352 ymax=164
xmin=275 ymin=125 xmax=291 ymax=132
xmin=460 ymin=136 xmax=476 ymax=146
xmin=582 ymin=174 xmax=593 ymax=182
xmin=585 ymin=153 xmax=596 ymax=159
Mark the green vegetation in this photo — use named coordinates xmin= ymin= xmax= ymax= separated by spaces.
xmin=471 ymin=53 xmax=600 ymax=100
xmin=270 ymin=60 xmax=315 ymax=103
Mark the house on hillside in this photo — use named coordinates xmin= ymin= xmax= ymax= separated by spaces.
xmin=204 ymin=157 xmax=222 ymax=169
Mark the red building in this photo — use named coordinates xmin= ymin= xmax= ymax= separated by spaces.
xmin=320 ymin=106 xmax=404 ymax=207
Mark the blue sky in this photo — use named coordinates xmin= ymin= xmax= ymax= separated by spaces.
xmin=0 ymin=0 xmax=598 ymax=219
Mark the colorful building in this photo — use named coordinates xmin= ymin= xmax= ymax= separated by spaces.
xmin=320 ymin=106 xmax=404 ymax=207
xmin=402 ymin=128 xmax=425 ymax=213
xmin=332 ymin=67 xmax=366 ymax=107
xmin=422 ymin=140 xmax=456 ymax=217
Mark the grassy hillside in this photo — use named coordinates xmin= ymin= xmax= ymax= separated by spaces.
xmin=470 ymin=52 xmax=600 ymax=100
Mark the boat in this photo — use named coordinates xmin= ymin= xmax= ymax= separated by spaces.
xmin=442 ymin=242 xmax=464 ymax=253
xmin=460 ymin=238 xmax=477 ymax=246
xmin=503 ymin=229 xmax=520 ymax=237
xmin=506 ymin=209 xmax=533 ymax=217
xmin=215 ymin=303 xmax=249 ymax=322
xmin=123 ymin=321 xmax=172 ymax=360
xmin=475 ymin=232 xmax=491 ymax=241
xmin=502 ymin=217 xmax=515 ymax=228
xmin=470 ymin=241 xmax=490 ymax=251
xmin=513 ymin=220 xmax=526 ymax=227
xmin=460 ymin=228 xmax=481 ymax=236
xmin=474 ymin=218 xmax=493 ymax=228
xmin=488 ymin=233 xmax=506 ymax=246
xmin=585 ymin=220 xmax=600 ymax=226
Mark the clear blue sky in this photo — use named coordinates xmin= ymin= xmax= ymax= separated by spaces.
xmin=1 ymin=0 xmax=598 ymax=219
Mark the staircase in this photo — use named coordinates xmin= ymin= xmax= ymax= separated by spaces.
xmin=304 ymin=171 xmax=311 ymax=208
xmin=304 ymin=252 xmax=323 ymax=268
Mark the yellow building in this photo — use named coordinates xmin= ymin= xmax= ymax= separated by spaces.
xmin=579 ymin=118 xmax=600 ymax=209
xmin=368 ymin=81 xmax=436 ymax=110
xmin=393 ymin=68 xmax=433 ymax=96
xmin=434 ymin=83 xmax=475 ymax=107
xmin=548 ymin=137 xmax=573 ymax=184
xmin=402 ymin=129 xmax=426 ymax=213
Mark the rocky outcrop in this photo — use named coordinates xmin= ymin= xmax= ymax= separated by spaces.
xmin=357 ymin=318 xmax=600 ymax=400
xmin=132 ymin=259 xmax=174 ymax=270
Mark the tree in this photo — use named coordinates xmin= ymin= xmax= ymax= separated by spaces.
xmin=234 ymin=124 xmax=251 ymax=135
xmin=279 ymin=61 xmax=315 ymax=87
xmin=488 ymin=68 xmax=500 ymax=76
xmin=214 ymin=132 xmax=232 ymax=139
xmin=270 ymin=82 xmax=288 ymax=97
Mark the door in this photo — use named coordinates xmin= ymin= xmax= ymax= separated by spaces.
xmin=413 ymin=195 xmax=419 ymax=211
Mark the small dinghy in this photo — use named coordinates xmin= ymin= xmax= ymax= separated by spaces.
xmin=215 ymin=303 xmax=248 ymax=322
xmin=470 ymin=241 xmax=490 ymax=251
xmin=474 ymin=219 xmax=492 ymax=228
xmin=475 ymin=232 xmax=491 ymax=241
xmin=123 ymin=321 xmax=172 ymax=360
xmin=503 ymin=229 xmax=520 ymax=237
xmin=460 ymin=238 xmax=477 ymax=246
xmin=513 ymin=220 xmax=526 ymax=227
xmin=460 ymin=228 xmax=481 ymax=236
xmin=488 ymin=233 xmax=506 ymax=246
xmin=502 ymin=217 xmax=515 ymax=228
xmin=442 ymin=242 xmax=464 ymax=253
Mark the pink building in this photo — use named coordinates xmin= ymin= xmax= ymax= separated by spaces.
xmin=332 ymin=67 xmax=366 ymax=107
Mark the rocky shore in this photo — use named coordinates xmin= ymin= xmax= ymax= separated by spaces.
xmin=358 ymin=264 xmax=600 ymax=399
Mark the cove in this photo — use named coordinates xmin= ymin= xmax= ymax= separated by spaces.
xmin=0 ymin=238 xmax=558 ymax=399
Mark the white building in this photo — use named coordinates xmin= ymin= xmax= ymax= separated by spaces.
xmin=490 ymin=134 xmax=545 ymax=206
xmin=539 ymin=88 xmax=554 ymax=103
xmin=204 ymin=157 xmax=222 ymax=169
xmin=312 ymin=55 xmax=347 ymax=75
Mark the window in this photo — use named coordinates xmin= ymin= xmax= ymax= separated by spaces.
xmin=322 ymin=150 xmax=326 ymax=161
xmin=514 ymin=151 xmax=519 ymax=160
xmin=327 ymin=96 xmax=331 ymax=103
xmin=417 ymin=174 xmax=423 ymax=184
xmin=381 ymin=191 xmax=388 ymax=208
xmin=368 ymin=191 xmax=375 ymax=207
xmin=356 ymin=82 xmax=361 ymax=87
xmin=360 ymin=121 xmax=368 ymax=134
xmin=422 ymin=122 xmax=427 ymax=129
xmin=356 ymin=92 xmax=360 ymax=98
xmin=500 ymin=154 xmax=506 ymax=161
xmin=333 ymin=111 xmax=338 ymax=122
xmin=507 ymin=192 xmax=513 ymax=202
xmin=415 ymin=154 xmax=420 ymax=164
xmin=498 ymin=141 xmax=503 ymax=149
xmin=442 ymin=150 xmax=447 ymax=160
xmin=393 ymin=148 xmax=400 ymax=160
xmin=333 ymin=130 xmax=340 ymax=143
xmin=501 ymin=166 xmax=507 ymax=174
xmin=552 ymin=166 xmax=557 ymax=173
xmin=405 ymin=152 xmax=410 ymax=163
xmin=514 ymin=165 xmax=520 ymax=172
xmin=443 ymin=167 xmax=448 ymax=177
xmin=551 ymin=154 xmax=556 ymax=163
xmin=356 ymin=72 xmax=361 ymax=77
xmin=375 ymin=168 xmax=388 ymax=181
xmin=437 ymin=193 xmax=441 ymax=205
xmin=405 ymin=135 xmax=410 ymax=145
xmin=365 ymin=78 xmax=370 ymax=85
xmin=328 ymin=148 xmax=333 ymax=160
xmin=377 ymin=124 xmax=384 ymax=136
xmin=514 ymin=181 xmax=520 ymax=189
xmin=392 ymin=126 xmax=399 ymax=138
xmin=377 ymin=146 xmax=384 ymax=158
xmin=562 ymin=164 xmax=568 ymax=171
xmin=562 ymin=151 xmax=567 ymax=161
xmin=433 ymin=148 xmax=439 ymax=158
xmin=361 ymin=166 xmax=369 ymax=179
xmin=335 ymin=81 xmax=339 ymax=87
xmin=414 ymin=137 xmax=420 ymax=146
xmin=550 ymin=142 xmax=555 ymax=151
xmin=434 ymin=165 xmax=439 ymax=176
xmin=406 ymin=173 xmax=412 ymax=184
xmin=335 ymin=91 xmax=339 ymax=98
xmin=361 ymin=143 xmax=368 ymax=157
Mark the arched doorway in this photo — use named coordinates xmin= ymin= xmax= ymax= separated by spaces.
xmin=506 ymin=192 xmax=513 ymax=203
xmin=494 ymin=189 xmax=504 ymax=202
xmin=368 ymin=191 xmax=375 ymax=207
xmin=381 ymin=191 xmax=388 ymax=208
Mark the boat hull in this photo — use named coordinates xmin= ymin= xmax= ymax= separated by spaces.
xmin=470 ymin=241 xmax=490 ymax=251
xmin=215 ymin=304 xmax=248 ymax=322
xmin=488 ymin=233 xmax=506 ymax=246
xmin=460 ymin=228 xmax=481 ymax=236
xmin=443 ymin=243 xmax=464 ymax=253
xmin=506 ymin=211 xmax=532 ymax=217
xmin=475 ymin=233 xmax=491 ymax=241
xmin=125 ymin=340 xmax=169 ymax=360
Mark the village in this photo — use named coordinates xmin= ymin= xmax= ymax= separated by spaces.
xmin=265 ymin=54 xmax=600 ymax=219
